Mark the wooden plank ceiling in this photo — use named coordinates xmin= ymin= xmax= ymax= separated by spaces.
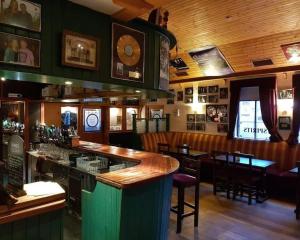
xmin=140 ymin=0 xmax=300 ymax=81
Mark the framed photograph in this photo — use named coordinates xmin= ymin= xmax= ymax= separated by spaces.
xmin=0 ymin=0 xmax=41 ymax=32
xmin=206 ymin=104 xmax=228 ymax=123
xmin=159 ymin=35 xmax=170 ymax=90
xmin=198 ymin=86 xmax=207 ymax=94
xmin=278 ymin=89 xmax=293 ymax=99
xmin=61 ymin=106 xmax=78 ymax=130
xmin=177 ymin=91 xmax=183 ymax=101
xmin=0 ymin=32 xmax=40 ymax=67
xmin=196 ymin=123 xmax=206 ymax=131
xmin=187 ymin=123 xmax=195 ymax=131
xmin=84 ymin=109 xmax=101 ymax=132
xmin=208 ymin=85 xmax=219 ymax=93
xmin=111 ymin=23 xmax=145 ymax=82
xmin=185 ymin=96 xmax=193 ymax=103
xmin=278 ymin=116 xmax=291 ymax=130
xmin=198 ymin=95 xmax=207 ymax=103
xmin=167 ymin=89 xmax=174 ymax=104
xmin=150 ymin=109 xmax=163 ymax=119
xmin=220 ymin=88 xmax=228 ymax=99
xmin=185 ymin=87 xmax=193 ymax=95
xmin=217 ymin=124 xmax=228 ymax=133
xmin=62 ymin=30 xmax=99 ymax=70
xmin=208 ymin=95 xmax=218 ymax=103
xmin=196 ymin=114 xmax=206 ymax=122
xmin=187 ymin=114 xmax=195 ymax=122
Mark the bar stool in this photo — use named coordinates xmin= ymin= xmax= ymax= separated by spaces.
xmin=157 ymin=142 xmax=170 ymax=154
xmin=171 ymin=156 xmax=201 ymax=233
xmin=296 ymin=161 xmax=300 ymax=220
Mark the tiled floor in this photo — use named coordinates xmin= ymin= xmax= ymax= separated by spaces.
xmin=64 ymin=183 xmax=300 ymax=240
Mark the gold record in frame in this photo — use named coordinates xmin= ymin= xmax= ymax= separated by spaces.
xmin=117 ymin=34 xmax=141 ymax=67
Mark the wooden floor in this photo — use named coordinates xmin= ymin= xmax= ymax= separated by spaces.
xmin=64 ymin=183 xmax=300 ymax=240
xmin=168 ymin=183 xmax=300 ymax=240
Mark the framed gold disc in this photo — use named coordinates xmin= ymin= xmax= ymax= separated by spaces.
xmin=117 ymin=34 xmax=141 ymax=67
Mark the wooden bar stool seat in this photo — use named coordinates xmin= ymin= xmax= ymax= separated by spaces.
xmin=171 ymin=156 xmax=201 ymax=233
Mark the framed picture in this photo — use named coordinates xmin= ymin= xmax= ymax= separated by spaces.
xmin=111 ymin=23 xmax=145 ymax=82
xmin=278 ymin=89 xmax=293 ymax=99
xmin=84 ymin=109 xmax=101 ymax=132
xmin=185 ymin=96 xmax=193 ymax=103
xmin=198 ymin=95 xmax=207 ymax=103
xmin=185 ymin=87 xmax=193 ymax=95
xmin=220 ymin=88 xmax=228 ymax=99
xmin=177 ymin=91 xmax=183 ymax=101
xmin=0 ymin=32 xmax=40 ymax=67
xmin=198 ymin=86 xmax=207 ymax=94
xmin=159 ymin=35 xmax=170 ymax=90
xmin=278 ymin=116 xmax=291 ymax=130
xmin=0 ymin=0 xmax=41 ymax=32
xmin=61 ymin=106 xmax=78 ymax=130
xmin=187 ymin=123 xmax=195 ymax=131
xmin=196 ymin=123 xmax=206 ymax=131
xmin=196 ymin=114 xmax=206 ymax=122
xmin=167 ymin=89 xmax=175 ymax=104
xmin=62 ymin=30 xmax=99 ymax=70
xmin=208 ymin=95 xmax=218 ymax=103
xmin=206 ymin=105 xmax=228 ymax=123
xmin=208 ymin=85 xmax=219 ymax=93
xmin=217 ymin=124 xmax=228 ymax=133
xmin=187 ymin=114 xmax=195 ymax=122
xmin=150 ymin=109 xmax=163 ymax=119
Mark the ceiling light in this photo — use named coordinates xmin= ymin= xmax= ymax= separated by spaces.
xmin=135 ymin=90 xmax=141 ymax=93
xmin=1 ymin=77 xmax=6 ymax=81
xmin=65 ymin=81 xmax=72 ymax=85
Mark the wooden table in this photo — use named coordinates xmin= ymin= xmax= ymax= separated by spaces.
xmin=169 ymin=148 xmax=209 ymax=159
xmin=215 ymin=154 xmax=276 ymax=203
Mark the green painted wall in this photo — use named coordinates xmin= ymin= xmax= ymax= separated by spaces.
xmin=0 ymin=209 xmax=64 ymax=240
xmin=0 ymin=0 xmax=166 ymax=92
xmin=82 ymin=175 xmax=173 ymax=240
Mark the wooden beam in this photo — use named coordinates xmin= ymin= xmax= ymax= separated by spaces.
xmin=170 ymin=65 xmax=300 ymax=84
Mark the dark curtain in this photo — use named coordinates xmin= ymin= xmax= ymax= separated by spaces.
xmin=227 ymin=77 xmax=283 ymax=142
xmin=287 ymin=75 xmax=300 ymax=145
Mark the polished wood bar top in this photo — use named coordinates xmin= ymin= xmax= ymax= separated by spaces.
xmin=77 ymin=141 xmax=179 ymax=189
xmin=0 ymin=182 xmax=65 ymax=224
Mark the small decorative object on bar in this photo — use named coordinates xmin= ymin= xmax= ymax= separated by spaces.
xmin=84 ymin=108 xmax=101 ymax=132
xmin=0 ymin=32 xmax=40 ymax=67
xmin=159 ymin=35 xmax=170 ymax=90
xmin=62 ymin=30 xmax=99 ymax=70
xmin=278 ymin=116 xmax=291 ymax=130
xmin=177 ymin=91 xmax=183 ymax=101
xmin=278 ymin=89 xmax=293 ymax=99
xmin=208 ymin=85 xmax=219 ymax=93
xmin=0 ymin=0 xmax=41 ymax=32
xmin=167 ymin=89 xmax=174 ymax=104
xmin=217 ymin=124 xmax=228 ymax=133
xmin=111 ymin=23 xmax=145 ymax=82
xmin=185 ymin=87 xmax=193 ymax=103
xmin=219 ymin=87 xmax=228 ymax=99
xmin=281 ymin=42 xmax=300 ymax=63
xmin=198 ymin=86 xmax=207 ymax=94
xmin=206 ymin=104 xmax=228 ymax=123
xmin=61 ymin=106 xmax=78 ymax=130
xmin=189 ymin=46 xmax=234 ymax=76
xmin=208 ymin=95 xmax=218 ymax=103
xmin=198 ymin=95 xmax=207 ymax=103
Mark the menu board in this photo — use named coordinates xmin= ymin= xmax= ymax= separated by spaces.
xmin=84 ymin=109 xmax=101 ymax=132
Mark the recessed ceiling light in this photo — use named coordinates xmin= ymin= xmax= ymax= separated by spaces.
xmin=1 ymin=77 xmax=6 ymax=81
xmin=65 ymin=81 xmax=72 ymax=85
xmin=135 ymin=90 xmax=141 ymax=93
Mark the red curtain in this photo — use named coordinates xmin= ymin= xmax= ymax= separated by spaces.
xmin=287 ymin=75 xmax=300 ymax=145
xmin=227 ymin=77 xmax=282 ymax=142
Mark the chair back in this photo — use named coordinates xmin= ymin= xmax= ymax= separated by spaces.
xmin=211 ymin=150 xmax=230 ymax=175
xmin=177 ymin=144 xmax=190 ymax=155
xmin=178 ymin=156 xmax=201 ymax=182
xmin=232 ymin=152 xmax=255 ymax=177
xmin=157 ymin=142 xmax=170 ymax=154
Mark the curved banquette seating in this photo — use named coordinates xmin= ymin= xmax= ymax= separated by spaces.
xmin=140 ymin=132 xmax=300 ymax=173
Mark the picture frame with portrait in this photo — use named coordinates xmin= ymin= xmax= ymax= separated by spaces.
xmin=206 ymin=104 xmax=228 ymax=123
xmin=220 ymin=87 xmax=228 ymax=99
xmin=198 ymin=95 xmax=207 ymax=103
xmin=208 ymin=85 xmax=219 ymax=93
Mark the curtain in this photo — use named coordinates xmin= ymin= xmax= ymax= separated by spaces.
xmin=287 ymin=75 xmax=300 ymax=145
xmin=227 ymin=77 xmax=283 ymax=142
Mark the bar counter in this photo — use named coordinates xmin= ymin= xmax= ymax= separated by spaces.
xmin=77 ymin=141 xmax=179 ymax=188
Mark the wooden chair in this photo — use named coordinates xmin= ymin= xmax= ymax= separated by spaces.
xmin=157 ymin=142 xmax=170 ymax=154
xmin=232 ymin=152 xmax=261 ymax=205
xmin=211 ymin=150 xmax=231 ymax=199
xmin=171 ymin=156 xmax=201 ymax=233
xmin=296 ymin=161 xmax=300 ymax=220
xmin=177 ymin=144 xmax=190 ymax=156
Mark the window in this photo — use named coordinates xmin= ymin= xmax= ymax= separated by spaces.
xmin=235 ymin=101 xmax=270 ymax=140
